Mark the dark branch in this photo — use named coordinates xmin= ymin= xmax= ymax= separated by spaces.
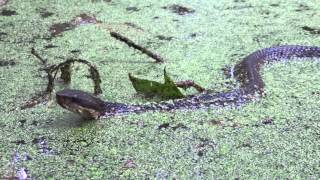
xmin=175 ymin=80 xmax=206 ymax=93
xmin=110 ymin=31 xmax=164 ymax=63
xmin=31 ymin=48 xmax=47 ymax=64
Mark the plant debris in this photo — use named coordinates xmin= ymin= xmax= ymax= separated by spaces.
xmin=162 ymin=4 xmax=195 ymax=15
xmin=194 ymin=138 xmax=217 ymax=157
xmin=49 ymin=22 xmax=74 ymax=37
xmin=0 ymin=31 xmax=7 ymax=40
xmin=31 ymin=48 xmax=47 ymax=64
xmin=25 ymin=49 xmax=102 ymax=109
xmin=175 ymin=80 xmax=205 ymax=93
xmin=123 ymin=22 xmax=144 ymax=31
xmin=44 ymin=44 xmax=59 ymax=49
xmin=129 ymin=68 xmax=185 ymax=99
xmin=0 ymin=59 xmax=16 ymax=67
xmin=49 ymin=13 xmax=100 ymax=36
xmin=126 ymin=6 xmax=140 ymax=12
xmin=158 ymin=122 xmax=188 ymax=130
xmin=261 ymin=118 xmax=273 ymax=125
xmin=110 ymin=31 xmax=165 ymax=63
xmin=0 ymin=9 xmax=17 ymax=16
xmin=156 ymin=35 xmax=173 ymax=41
xmin=20 ymin=93 xmax=49 ymax=110
xmin=46 ymin=58 xmax=102 ymax=95
xmin=301 ymin=26 xmax=320 ymax=35
xmin=129 ymin=68 xmax=206 ymax=100
xmin=295 ymin=4 xmax=310 ymax=11
xmin=37 ymin=8 xmax=54 ymax=18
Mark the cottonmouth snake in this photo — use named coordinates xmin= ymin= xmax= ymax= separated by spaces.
xmin=56 ymin=45 xmax=320 ymax=119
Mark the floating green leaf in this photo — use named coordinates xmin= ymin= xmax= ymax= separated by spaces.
xmin=129 ymin=69 xmax=185 ymax=99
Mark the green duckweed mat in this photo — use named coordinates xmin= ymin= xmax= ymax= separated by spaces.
xmin=0 ymin=0 xmax=319 ymax=179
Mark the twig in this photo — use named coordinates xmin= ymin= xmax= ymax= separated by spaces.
xmin=25 ymin=49 xmax=103 ymax=109
xmin=47 ymin=58 xmax=102 ymax=95
xmin=175 ymin=80 xmax=206 ymax=93
xmin=20 ymin=48 xmax=51 ymax=109
xmin=31 ymin=48 xmax=47 ymax=65
xmin=110 ymin=31 xmax=164 ymax=63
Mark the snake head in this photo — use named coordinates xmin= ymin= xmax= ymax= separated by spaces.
xmin=56 ymin=89 xmax=106 ymax=120
xmin=56 ymin=89 xmax=131 ymax=119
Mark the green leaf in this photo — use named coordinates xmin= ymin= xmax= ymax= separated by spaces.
xmin=129 ymin=68 xmax=185 ymax=99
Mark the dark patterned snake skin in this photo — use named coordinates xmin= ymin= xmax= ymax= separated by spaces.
xmin=56 ymin=45 xmax=320 ymax=119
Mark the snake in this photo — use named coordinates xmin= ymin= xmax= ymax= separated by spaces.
xmin=56 ymin=45 xmax=320 ymax=119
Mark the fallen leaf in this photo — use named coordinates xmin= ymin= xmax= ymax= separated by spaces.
xmin=129 ymin=68 xmax=185 ymax=99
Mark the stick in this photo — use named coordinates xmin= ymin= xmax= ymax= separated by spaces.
xmin=31 ymin=48 xmax=47 ymax=65
xmin=110 ymin=31 xmax=164 ymax=63
xmin=48 ymin=58 xmax=103 ymax=95
xmin=175 ymin=80 xmax=206 ymax=93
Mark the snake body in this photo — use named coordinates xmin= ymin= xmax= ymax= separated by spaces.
xmin=56 ymin=45 xmax=320 ymax=119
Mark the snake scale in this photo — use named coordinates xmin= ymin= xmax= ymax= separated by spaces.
xmin=56 ymin=45 xmax=320 ymax=119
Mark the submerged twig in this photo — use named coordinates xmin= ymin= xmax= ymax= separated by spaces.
xmin=47 ymin=58 xmax=102 ymax=95
xmin=31 ymin=48 xmax=47 ymax=65
xmin=21 ymin=48 xmax=52 ymax=109
xmin=20 ymin=93 xmax=49 ymax=110
xmin=60 ymin=63 xmax=72 ymax=84
xmin=26 ymin=49 xmax=103 ymax=109
xmin=110 ymin=31 xmax=165 ymax=63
